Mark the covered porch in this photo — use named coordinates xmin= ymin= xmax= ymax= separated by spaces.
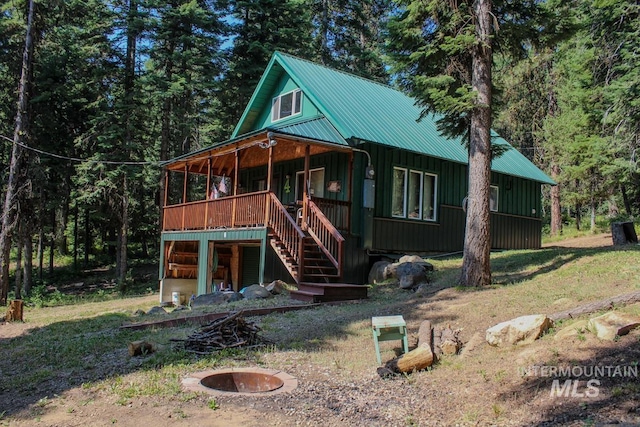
xmin=158 ymin=130 xmax=366 ymax=303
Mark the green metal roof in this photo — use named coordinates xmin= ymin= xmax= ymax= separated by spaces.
xmin=235 ymin=52 xmax=554 ymax=185
xmin=272 ymin=116 xmax=348 ymax=146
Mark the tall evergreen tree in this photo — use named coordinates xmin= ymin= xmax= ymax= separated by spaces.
xmin=386 ymin=0 xmax=570 ymax=286
xmin=220 ymin=0 xmax=313 ymax=131
xmin=310 ymin=0 xmax=390 ymax=82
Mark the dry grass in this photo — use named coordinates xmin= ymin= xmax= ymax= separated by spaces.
xmin=1 ymin=234 xmax=639 ymax=426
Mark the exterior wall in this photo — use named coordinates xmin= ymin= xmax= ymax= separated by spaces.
xmin=161 ymin=278 xmax=197 ymax=304
xmin=159 ymin=228 xmax=268 ymax=301
xmin=254 ymin=74 xmax=321 ymax=130
xmin=364 ymin=143 xmax=545 ymax=252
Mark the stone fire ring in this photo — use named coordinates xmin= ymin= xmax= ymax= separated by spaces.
xmin=182 ymin=367 xmax=297 ymax=397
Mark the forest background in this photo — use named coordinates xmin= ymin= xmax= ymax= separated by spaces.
xmin=0 ymin=0 xmax=638 ymax=300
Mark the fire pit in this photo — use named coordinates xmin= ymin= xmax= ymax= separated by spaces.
xmin=182 ymin=368 xmax=297 ymax=397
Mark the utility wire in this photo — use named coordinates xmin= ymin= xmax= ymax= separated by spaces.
xmin=0 ymin=134 xmax=162 ymax=166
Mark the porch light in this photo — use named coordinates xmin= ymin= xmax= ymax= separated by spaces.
xmin=258 ymin=132 xmax=278 ymax=149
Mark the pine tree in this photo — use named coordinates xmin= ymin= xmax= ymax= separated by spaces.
xmin=386 ymin=0 xmax=571 ymax=286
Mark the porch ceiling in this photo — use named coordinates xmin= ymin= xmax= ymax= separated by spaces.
xmin=166 ymin=132 xmax=352 ymax=175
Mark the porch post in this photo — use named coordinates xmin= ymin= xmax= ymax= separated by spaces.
xmin=182 ymin=164 xmax=188 ymax=230
xmin=231 ymin=149 xmax=239 ymax=227
xmin=302 ymin=144 xmax=310 ymax=230
xmin=267 ymin=145 xmax=274 ymax=191
xmin=162 ymin=169 xmax=169 ymax=231
xmin=264 ymin=145 xmax=274 ymax=225
xmin=204 ymin=157 xmax=211 ymax=229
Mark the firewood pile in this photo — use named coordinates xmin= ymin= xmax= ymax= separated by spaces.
xmin=172 ymin=311 xmax=271 ymax=354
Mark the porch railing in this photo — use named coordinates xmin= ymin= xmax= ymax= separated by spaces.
xmin=267 ymin=192 xmax=305 ymax=266
xmin=163 ymin=192 xmax=269 ymax=231
xmin=306 ymin=199 xmax=345 ymax=277
xmin=312 ymin=197 xmax=351 ymax=232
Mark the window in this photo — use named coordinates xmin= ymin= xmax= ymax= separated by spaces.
xmin=490 ymin=185 xmax=499 ymax=212
xmin=392 ymin=167 xmax=438 ymax=221
xmin=423 ymin=173 xmax=437 ymax=220
xmin=295 ymin=168 xmax=325 ymax=200
xmin=272 ymin=89 xmax=302 ymax=122
xmin=392 ymin=167 xmax=407 ymax=217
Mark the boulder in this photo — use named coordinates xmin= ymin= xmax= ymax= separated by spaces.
xmin=368 ymin=260 xmax=391 ymax=284
xmin=242 ymin=284 xmax=273 ymax=300
xmin=389 ymin=262 xmax=433 ymax=289
xmin=146 ymin=306 xmax=167 ymax=316
xmin=265 ymin=280 xmax=287 ymax=295
xmin=191 ymin=291 xmax=243 ymax=307
xmin=486 ymin=314 xmax=553 ymax=346
xmin=587 ymin=312 xmax=640 ymax=341
xmin=553 ymin=320 xmax=589 ymax=341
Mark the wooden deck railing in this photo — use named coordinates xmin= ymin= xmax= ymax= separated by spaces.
xmin=267 ymin=193 xmax=305 ymax=266
xmin=163 ymin=192 xmax=269 ymax=231
xmin=162 ymin=192 xmax=344 ymax=280
xmin=306 ymin=200 xmax=345 ymax=277
xmin=313 ymin=197 xmax=351 ymax=232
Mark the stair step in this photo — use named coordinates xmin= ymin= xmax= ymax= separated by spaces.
xmin=289 ymin=290 xmax=321 ymax=303
xmin=293 ymin=282 xmax=368 ymax=302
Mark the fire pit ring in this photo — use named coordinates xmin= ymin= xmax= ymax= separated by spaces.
xmin=182 ymin=368 xmax=297 ymax=397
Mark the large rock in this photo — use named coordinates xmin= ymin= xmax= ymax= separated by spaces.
xmin=368 ymin=260 xmax=391 ymax=284
xmin=242 ymin=284 xmax=273 ymax=300
xmin=385 ymin=261 xmax=433 ymax=289
xmin=191 ymin=291 xmax=243 ymax=307
xmin=587 ymin=312 xmax=640 ymax=341
xmin=265 ymin=280 xmax=287 ymax=295
xmin=486 ymin=315 xmax=553 ymax=346
xmin=146 ymin=306 xmax=168 ymax=315
xmin=553 ymin=320 xmax=589 ymax=341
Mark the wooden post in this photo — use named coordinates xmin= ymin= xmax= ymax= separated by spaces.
xmin=181 ymin=164 xmax=188 ymax=230
xmin=231 ymin=150 xmax=239 ymax=227
xmin=204 ymin=157 xmax=211 ymax=229
xmin=302 ymin=145 xmax=310 ymax=230
xmin=347 ymin=151 xmax=353 ymax=233
xmin=264 ymin=146 xmax=274 ymax=226
xmin=162 ymin=170 xmax=169 ymax=231
xmin=5 ymin=300 xmax=23 ymax=322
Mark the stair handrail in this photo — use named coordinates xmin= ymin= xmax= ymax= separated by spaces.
xmin=306 ymin=199 xmax=345 ymax=277
xmin=267 ymin=192 xmax=305 ymax=266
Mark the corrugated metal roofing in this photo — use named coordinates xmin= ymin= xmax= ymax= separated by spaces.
xmin=272 ymin=116 xmax=348 ymax=146
xmin=233 ymin=52 xmax=553 ymax=185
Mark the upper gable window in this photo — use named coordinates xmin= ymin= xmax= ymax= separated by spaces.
xmin=272 ymin=89 xmax=302 ymax=122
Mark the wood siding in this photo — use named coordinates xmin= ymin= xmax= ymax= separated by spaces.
xmin=372 ymin=205 xmax=541 ymax=253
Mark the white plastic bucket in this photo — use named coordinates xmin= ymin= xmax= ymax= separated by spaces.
xmin=172 ymin=292 xmax=182 ymax=306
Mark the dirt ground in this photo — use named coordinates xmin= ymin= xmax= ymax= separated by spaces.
xmin=2 ymin=233 xmax=639 ymax=427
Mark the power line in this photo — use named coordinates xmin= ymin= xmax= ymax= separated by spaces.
xmin=0 ymin=134 xmax=162 ymax=166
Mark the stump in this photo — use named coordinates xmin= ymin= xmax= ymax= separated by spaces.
xmin=611 ymin=221 xmax=638 ymax=245
xmin=377 ymin=321 xmax=463 ymax=378
xmin=128 ymin=340 xmax=154 ymax=357
xmin=5 ymin=300 xmax=23 ymax=322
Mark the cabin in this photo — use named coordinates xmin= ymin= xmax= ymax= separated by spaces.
xmin=158 ymin=52 xmax=554 ymax=304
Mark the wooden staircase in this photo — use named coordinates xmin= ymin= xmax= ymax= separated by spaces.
xmin=267 ymin=195 xmax=367 ymax=303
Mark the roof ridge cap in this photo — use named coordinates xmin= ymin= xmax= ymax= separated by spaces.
xmin=274 ymin=51 xmax=399 ymax=93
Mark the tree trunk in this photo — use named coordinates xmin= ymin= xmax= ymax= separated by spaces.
xmin=5 ymin=300 xmax=24 ymax=322
xmin=23 ymin=227 xmax=33 ymax=295
xmin=550 ymin=163 xmax=562 ymax=236
xmin=590 ymin=197 xmax=596 ymax=232
xmin=15 ymin=225 xmax=23 ymax=299
xmin=0 ymin=0 xmax=35 ymax=306
xmin=460 ymin=0 xmax=493 ymax=288
xmin=620 ymin=184 xmax=632 ymax=217
xmin=84 ymin=207 xmax=90 ymax=267
xmin=575 ymin=202 xmax=582 ymax=231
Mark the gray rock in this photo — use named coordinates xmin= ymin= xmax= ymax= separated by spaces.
xmin=587 ymin=312 xmax=640 ymax=341
xmin=146 ymin=306 xmax=167 ymax=315
xmin=368 ymin=260 xmax=391 ymax=284
xmin=191 ymin=292 xmax=243 ymax=307
xmin=242 ymin=284 xmax=273 ymax=300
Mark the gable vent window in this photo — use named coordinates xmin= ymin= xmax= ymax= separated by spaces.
xmin=272 ymin=89 xmax=302 ymax=122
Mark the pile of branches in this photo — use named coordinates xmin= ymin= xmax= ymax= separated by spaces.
xmin=172 ymin=311 xmax=271 ymax=354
